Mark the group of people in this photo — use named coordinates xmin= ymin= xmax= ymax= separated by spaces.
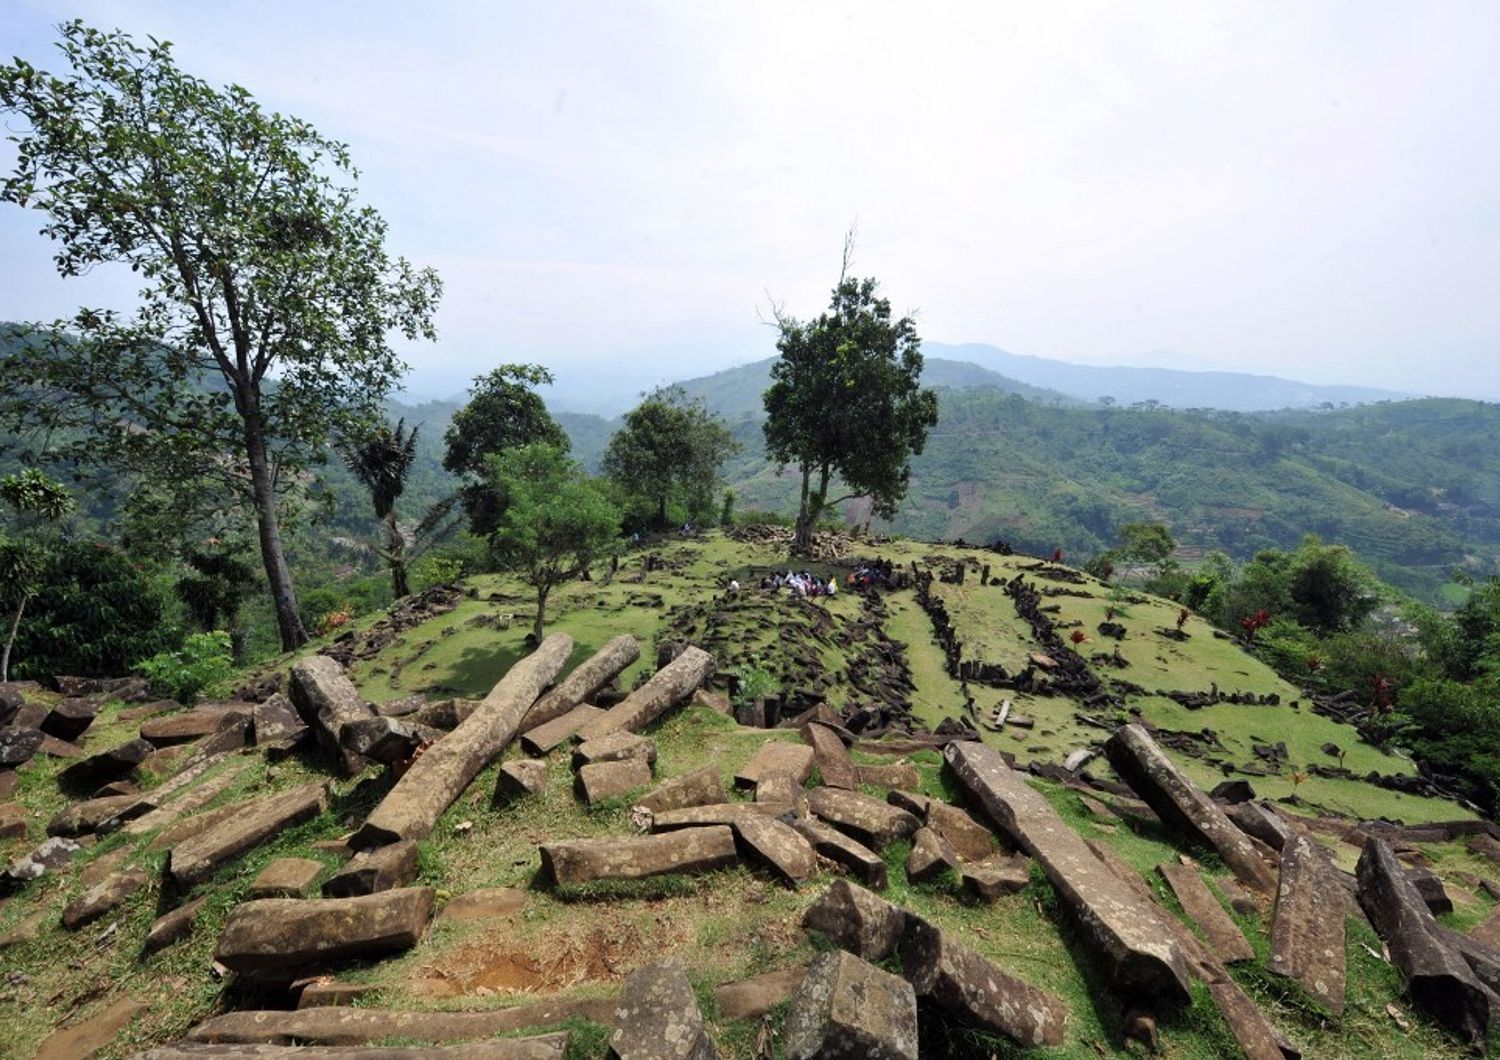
xmin=759 ymin=569 xmax=838 ymax=597
xmin=848 ymin=557 xmax=896 ymax=588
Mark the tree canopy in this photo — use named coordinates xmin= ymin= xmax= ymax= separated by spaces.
xmin=603 ymin=385 xmax=738 ymax=530
xmin=763 ymin=260 xmax=937 ymax=551
xmin=342 ymin=418 xmax=421 ymax=598
xmin=0 ymin=21 xmax=441 ymax=649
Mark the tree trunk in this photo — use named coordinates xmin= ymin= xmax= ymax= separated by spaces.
xmin=243 ymin=400 xmax=309 ymax=651
xmin=533 ymin=583 xmax=549 ymax=643
xmin=0 ymin=595 xmax=24 ymax=683
xmin=385 ymin=510 xmax=410 ymax=598
xmin=656 ymin=494 xmax=668 ymax=531
xmin=793 ymin=464 xmax=814 ymax=553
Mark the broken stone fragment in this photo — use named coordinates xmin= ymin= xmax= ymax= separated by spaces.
xmin=288 ymin=654 xmax=378 ymax=775
xmin=322 ymin=840 xmax=420 ymax=898
xmin=802 ymin=721 xmax=856 ymax=789
xmin=144 ymin=895 xmax=208 ymax=954
xmin=733 ymin=741 xmax=815 ymax=789
xmin=961 ymin=854 xmax=1031 ymax=902
xmin=807 ymin=787 xmax=919 ymax=850
xmin=46 ymin=794 xmax=145 ymax=837
xmin=577 ymin=757 xmax=653 ymax=806
xmin=905 ymin=826 xmax=960 ymax=884
xmin=496 ymin=758 xmax=548 ymax=799
xmin=784 ymin=949 xmax=918 ymax=1060
xmin=802 ymin=879 xmax=906 ymax=960
xmin=607 ymin=959 xmax=715 ymax=1060
xmin=248 ymin=857 xmax=326 ymax=899
xmin=337 ymin=716 xmax=436 ymax=764
xmin=3 ymin=835 xmax=83 ymax=888
xmin=61 ymin=867 xmax=150 ymax=929
xmin=576 ymin=645 xmax=714 ymax=743
xmin=854 ymin=762 xmax=921 ymax=790
xmin=924 ymin=801 xmax=998 ymax=862
xmin=633 ymin=767 xmax=724 ymax=816
xmin=40 ymin=698 xmax=98 ymax=742
xmin=1268 ymin=834 xmax=1347 ymax=1015
xmin=733 ymin=814 xmax=816 ymax=887
xmin=541 ymin=826 xmax=737 ymax=886
xmin=790 ymin=818 xmax=888 ymax=889
xmin=573 ymin=731 xmax=656 ymax=769
xmin=168 ymin=782 xmax=329 ymax=888
xmin=1158 ymin=862 xmax=1254 ymax=964
xmin=713 ymin=964 xmax=809 ymax=1020
xmin=519 ymin=703 xmax=605 ymax=756
xmin=215 ymin=887 xmax=436 ymax=974
xmin=0 ymin=726 xmax=44 ymax=767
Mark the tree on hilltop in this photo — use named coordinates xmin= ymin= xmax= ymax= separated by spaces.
xmin=763 ymin=241 xmax=938 ymax=552
xmin=603 ymin=385 xmax=738 ymax=531
xmin=342 ymin=418 xmax=422 ymax=599
xmin=0 ymin=21 xmax=442 ymax=650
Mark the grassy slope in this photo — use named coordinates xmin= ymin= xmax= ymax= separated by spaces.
xmin=0 ymin=531 xmax=1492 ymax=1059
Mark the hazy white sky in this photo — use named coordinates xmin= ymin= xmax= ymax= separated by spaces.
xmin=2 ymin=1 xmax=1498 ymax=400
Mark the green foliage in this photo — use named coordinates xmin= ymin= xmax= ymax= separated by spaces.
xmin=134 ymin=630 xmax=235 ymax=705
xmin=764 ymin=250 xmax=939 ymax=550
xmin=602 ymin=386 xmax=738 ymax=530
xmin=342 ymin=418 xmax=424 ymax=597
xmin=0 ymin=469 xmax=74 ymax=520
xmin=487 ymin=443 xmax=621 ymax=640
xmin=444 ymin=365 xmax=568 ymax=537
xmin=0 ymin=21 xmax=441 ymax=650
xmin=9 ymin=538 xmax=178 ymax=679
xmin=728 ymin=655 xmax=779 ymax=708
xmin=1397 ymin=675 xmax=1500 ymax=814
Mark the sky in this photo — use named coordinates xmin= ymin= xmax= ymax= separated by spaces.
xmin=2 ymin=1 xmax=1498 ymax=404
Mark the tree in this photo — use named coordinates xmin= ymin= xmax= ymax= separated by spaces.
xmin=443 ymin=365 xmax=568 ymax=537
xmin=342 ymin=418 xmax=420 ymax=598
xmin=764 ymin=246 xmax=938 ymax=552
xmin=487 ymin=443 xmax=619 ymax=642
xmin=174 ymin=537 xmax=258 ymax=664
xmin=603 ymin=386 xmax=738 ymax=530
xmin=0 ymin=22 xmax=442 ymax=650
xmin=1117 ymin=522 xmax=1176 ymax=570
xmin=0 ymin=469 xmax=74 ymax=682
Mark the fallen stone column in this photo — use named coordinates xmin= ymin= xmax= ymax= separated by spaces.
xmin=945 ymin=740 xmax=1192 ymax=1004
xmin=182 ymin=999 xmax=617 ymax=1045
xmin=785 ymin=950 xmax=918 ymax=1060
xmin=215 ymin=888 xmax=436 ymax=973
xmin=734 ymin=814 xmax=817 ymax=887
xmin=1104 ymin=724 xmax=1276 ymax=893
xmin=519 ymin=704 xmax=605 ymax=757
xmin=1268 ymin=834 xmax=1347 ymax=1015
xmin=575 ymin=646 xmax=713 ymax=742
xmin=807 ymin=788 xmax=919 ymax=850
xmin=802 ymin=721 xmax=857 ymax=789
xmin=790 ymin=819 xmax=888 ymax=889
xmin=351 ymin=634 xmax=572 ymax=848
xmin=289 ymin=656 xmax=378 ymax=775
xmin=131 ymin=1038 xmax=569 ymax=1059
xmin=540 ymin=825 xmax=737 ymax=886
xmin=1158 ymin=863 xmax=1253 ymax=964
xmin=522 ymin=634 xmax=640 ymax=730
xmin=633 ymin=766 xmax=724 ymax=816
xmin=648 ymin=802 xmax=792 ymax=831
xmin=168 ymin=782 xmax=328 ymax=888
xmin=802 ymin=880 xmax=907 ymax=960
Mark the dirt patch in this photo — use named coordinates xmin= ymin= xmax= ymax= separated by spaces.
xmin=416 ymin=919 xmax=677 ymax=997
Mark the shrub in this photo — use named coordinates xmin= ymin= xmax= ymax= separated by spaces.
xmin=135 ymin=630 xmax=236 ymax=704
xmin=729 ymin=656 xmax=779 ymax=707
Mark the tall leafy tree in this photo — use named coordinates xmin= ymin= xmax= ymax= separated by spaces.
xmin=603 ymin=386 xmax=738 ymax=530
xmin=487 ymin=443 xmax=619 ymax=642
xmin=764 ymin=248 xmax=938 ymax=551
xmin=443 ymin=365 xmax=568 ymax=537
xmin=0 ymin=469 xmax=74 ymax=682
xmin=0 ymin=22 xmax=442 ymax=650
xmin=342 ymin=418 xmax=420 ymax=599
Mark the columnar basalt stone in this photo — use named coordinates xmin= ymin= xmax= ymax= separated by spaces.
xmin=1227 ymin=801 xmax=1293 ymax=852
xmin=713 ymin=964 xmax=810 ymax=1020
xmin=734 ymin=741 xmax=815 ymax=789
xmin=1105 ymin=724 xmax=1277 ymax=893
xmin=289 ymin=655 xmax=378 ymax=775
xmin=902 ymin=915 xmax=1068 ymax=1047
xmin=140 ymin=707 xmax=248 ymax=746
xmin=0 ymin=726 xmax=45 ymax=767
xmin=519 ymin=703 xmax=606 ymax=757
xmin=648 ymin=803 xmax=791 ymax=831
xmin=541 ymin=826 xmax=738 ymax=886
xmin=143 ymin=895 xmax=207 ymax=953
xmin=961 ymin=854 xmax=1031 ymax=902
xmin=351 ymin=634 xmax=573 ymax=848
xmin=523 ymin=634 xmax=641 ymax=731
xmin=577 ymin=758 xmax=653 ymax=806
xmin=184 ymin=1002 xmax=615 ymax=1046
xmin=575 ymin=646 xmax=713 ymax=742
xmin=168 ymin=782 xmax=329 ymax=887
xmin=634 ymin=767 xmax=725 ymax=816
xmin=734 ymin=814 xmax=816 ymax=887
xmin=322 ymin=839 xmax=420 ymax=897
xmin=784 ymin=950 xmax=918 ymax=1060
xmin=496 ymin=758 xmax=548 ymax=799
xmin=410 ymin=697 xmax=482 ymax=731
xmin=125 ymin=762 xmax=247 ymax=838
xmin=807 ymin=787 xmax=919 ymax=850
xmin=41 ymin=698 xmax=98 ymax=742
xmin=853 ymin=762 xmax=922 ymax=790
xmin=1357 ymin=837 xmax=1492 ymax=1048
xmin=47 ymin=794 xmax=145 ymax=837
xmin=802 ymin=722 xmax=856 ymax=790
xmin=0 ymin=801 xmax=25 ymax=839
xmin=214 ymin=887 xmax=436 ymax=973
xmin=573 ymin=732 xmax=657 ymax=769
xmin=906 ymin=826 xmax=960 ymax=884
xmin=1269 ymin=835 xmax=1347 ymax=1014
xmin=337 ymin=717 xmax=437 ymax=764
xmin=802 ymin=879 xmax=907 ymax=960
xmin=753 ymin=772 xmax=807 ymax=814
xmin=252 ymin=693 xmax=308 ymax=747
xmin=944 ymin=740 xmax=1192 ymax=1004
xmin=790 ymin=818 xmax=888 ymax=889
xmin=1158 ymin=862 xmax=1254 ymax=964
xmin=3 ymin=836 xmax=83 ymax=887
xmin=61 ymin=866 xmax=150 ymax=929
xmin=607 ymin=959 xmax=714 ymax=1060
xmin=924 ymin=801 xmax=998 ymax=863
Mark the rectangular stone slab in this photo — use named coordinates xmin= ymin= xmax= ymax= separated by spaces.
xmin=215 ymin=887 xmax=436 ymax=972
xmin=789 ymin=818 xmax=888 ymax=889
xmin=183 ymin=999 xmax=617 ymax=1044
xmin=944 ymin=740 xmax=1192 ymax=1004
xmin=807 ymin=787 xmax=920 ymax=850
xmin=132 ymin=1038 xmax=571 ymax=1058
xmin=574 ymin=646 xmax=713 ymax=742
xmin=734 ymin=741 xmax=815 ymax=789
xmin=649 ymin=802 xmax=792 ymax=831
xmin=802 ymin=722 xmax=857 ymax=789
xmin=633 ymin=766 xmax=725 ymax=815
xmin=1158 ymin=862 xmax=1254 ymax=964
xmin=1105 ymin=724 xmax=1277 ymax=893
xmin=540 ymin=825 xmax=737 ymax=886
xmin=168 ymin=782 xmax=328 ymax=887
xmin=522 ymin=633 xmax=640 ymax=730
xmin=519 ymin=703 xmax=606 ymax=757
xmin=288 ymin=655 xmax=377 ymax=775
xmin=1268 ymin=834 xmax=1347 ymax=1015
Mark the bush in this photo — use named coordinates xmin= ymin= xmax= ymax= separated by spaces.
xmin=135 ymin=631 xmax=236 ymax=704
xmin=728 ymin=656 xmax=779 ymax=707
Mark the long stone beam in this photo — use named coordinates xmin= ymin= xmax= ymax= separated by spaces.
xmin=575 ymin=646 xmax=713 ymax=742
xmin=521 ymin=634 xmax=640 ymax=731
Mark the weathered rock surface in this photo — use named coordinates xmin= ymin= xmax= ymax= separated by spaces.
xmin=607 ymin=959 xmax=714 ymax=1060
xmin=790 ymin=818 xmax=888 ymax=889
xmin=577 ymin=757 xmax=653 ymax=806
xmin=733 ymin=741 xmax=814 ymax=789
xmin=3 ymin=835 xmax=83 ymax=887
xmin=1357 ymin=837 xmax=1492 ymax=1048
xmin=807 ymin=787 xmax=919 ymax=850
xmin=138 ymin=1034 xmax=570 ymax=1058
xmin=41 ymin=697 xmax=98 ymax=742
xmin=182 ymin=1000 xmax=615 ymax=1045
xmin=854 ymin=762 xmax=921 ymax=790
xmin=574 ymin=732 xmax=656 ymax=769
xmin=169 ymin=782 xmax=329 ymax=887
xmin=1105 ymin=724 xmax=1277 ymax=893
xmin=352 ymin=635 xmax=573 ymax=847
xmin=902 ymin=914 xmax=1068 ymax=1047
xmin=437 ymin=886 xmax=526 ymax=923
xmin=633 ymin=767 xmax=724 ymax=816
xmin=733 ymin=814 xmax=816 ymax=886
xmin=576 ymin=646 xmax=713 ymax=742
xmin=0 ymin=726 xmax=45 ymax=767
xmin=35 ymin=998 xmax=144 ymax=1060
xmin=1159 ymin=862 xmax=1254 ymax=963
xmin=252 ymin=693 xmax=308 ymax=747
xmin=803 ymin=879 xmax=906 ymax=960
xmin=0 ymin=800 xmax=25 ymax=839
xmin=1269 ymin=834 xmax=1347 ymax=1014
xmin=906 ymin=826 xmax=960 ymax=884
xmin=541 ymin=826 xmax=738 ymax=886
xmin=496 ymin=758 xmax=548 ymax=799
xmin=523 ymin=633 xmax=641 ymax=730
xmin=297 ymin=981 xmax=377 ymax=1009
xmin=127 ymin=763 xmax=247 ymax=838
xmin=945 ymin=739 xmax=1192 ymax=1003
xmin=140 ymin=707 xmax=248 ymax=746
xmin=215 ymin=887 xmax=436 ymax=973
xmin=337 ymin=716 xmax=436 ymax=764
xmin=519 ymin=703 xmax=606 ymax=757
xmin=802 ymin=721 xmax=856 ymax=789
xmin=48 ymin=794 xmax=145 ymax=837
xmin=649 ymin=802 xmax=790 ymax=831
xmin=322 ymin=840 xmax=419 ymax=897
xmin=961 ymin=854 xmax=1031 ymax=901
xmin=713 ymin=964 xmax=809 ymax=1020
xmin=144 ymin=895 xmax=208 ymax=953
xmin=289 ymin=655 xmax=377 ymax=775
xmin=785 ymin=949 xmax=918 ymax=1060
xmin=62 ymin=866 xmax=150 ymax=928
xmin=924 ymin=801 xmax=998 ymax=862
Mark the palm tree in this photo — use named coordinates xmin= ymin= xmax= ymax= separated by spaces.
xmin=343 ymin=419 xmax=421 ymax=599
